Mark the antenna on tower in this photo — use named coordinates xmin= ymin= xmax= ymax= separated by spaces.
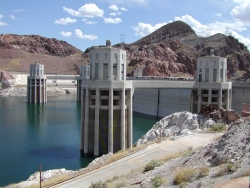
xmin=207 ymin=27 xmax=211 ymax=36
xmin=119 ymin=33 xmax=126 ymax=43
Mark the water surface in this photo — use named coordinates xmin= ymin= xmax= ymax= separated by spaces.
xmin=0 ymin=95 xmax=157 ymax=186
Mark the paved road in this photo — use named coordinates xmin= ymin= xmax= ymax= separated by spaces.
xmin=52 ymin=132 xmax=222 ymax=188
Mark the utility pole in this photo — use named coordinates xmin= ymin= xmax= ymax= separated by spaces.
xmin=39 ymin=164 xmax=42 ymax=188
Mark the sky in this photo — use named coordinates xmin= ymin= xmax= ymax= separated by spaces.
xmin=1 ymin=0 xmax=250 ymax=52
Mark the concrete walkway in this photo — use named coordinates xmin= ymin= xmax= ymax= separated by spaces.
xmin=52 ymin=132 xmax=222 ymax=188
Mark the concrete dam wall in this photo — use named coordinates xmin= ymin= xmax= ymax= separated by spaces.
xmin=133 ymin=83 xmax=250 ymax=117
xmin=133 ymin=88 xmax=191 ymax=118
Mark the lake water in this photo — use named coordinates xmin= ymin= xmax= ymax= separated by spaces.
xmin=0 ymin=94 xmax=158 ymax=186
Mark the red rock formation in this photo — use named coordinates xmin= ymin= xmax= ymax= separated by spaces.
xmin=0 ymin=34 xmax=81 ymax=58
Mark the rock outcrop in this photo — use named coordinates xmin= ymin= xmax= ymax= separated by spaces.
xmin=0 ymin=71 xmax=16 ymax=89
xmin=136 ymin=111 xmax=199 ymax=146
xmin=198 ymin=104 xmax=241 ymax=125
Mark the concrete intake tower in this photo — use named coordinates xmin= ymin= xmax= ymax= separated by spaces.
xmin=27 ymin=61 xmax=47 ymax=103
xmin=81 ymin=40 xmax=133 ymax=156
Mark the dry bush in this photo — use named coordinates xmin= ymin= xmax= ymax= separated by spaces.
xmin=174 ymin=167 xmax=196 ymax=184
xmin=214 ymin=163 xmax=237 ymax=177
xmin=209 ymin=123 xmax=226 ymax=132
xmin=106 ymin=176 xmax=128 ymax=188
xmin=143 ymin=160 xmax=163 ymax=172
xmin=89 ymin=181 xmax=108 ymax=188
xmin=197 ymin=166 xmax=209 ymax=177
xmin=151 ymin=175 xmax=167 ymax=188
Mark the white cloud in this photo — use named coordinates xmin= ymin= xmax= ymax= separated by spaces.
xmin=174 ymin=14 xmax=250 ymax=49
xmin=104 ymin=17 xmax=122 ymax=24
xmin=231 ymin=1 xmax=250 ymax=22
xmin=175 ymin=15 xmax=208 ymax=36
xmin=63 ymin=4 xmax=104 ymax=18
xmin=120 ymin=7 xmax=128 ymax=11
xmin=230 ymin=30 xmax=250 ymax=48
xmin=0 ymin=22 xmax=7 ymax=26
xmin=0 ymin=14 xmax=7 ymax=26
xmin=54 ymin=17 xmax=76 ymax=25
xmin=82 ymin=18 xmax=87 ymax=22
xmin=14 ymin=9 xmax=24 ymax=12
xmin=110 ymin=12 xmax=116 ymax=16
xmin=106 ymin=0 xmax=147 ymax=5
xmin=10 ymin=15 xmax=16 ymax=20
xmin=117 ymin=12 xmax=122 ymax=15
xmin=215 ymin=13 xmax=222 ymax=16
xmin=86 ymin=21 xmax=97 ymax=24
xmin=75 ymin=29 xmax=98 ymax=40
xmin=60 ymin=31 xmax=72 ymax=37
xmin=109 ymin=5 xmax=119 ymax=11
xmin=132 ymin=22 xmax=167 ymax=36
xmin=175 ymin=15 xmax=246 ymax=36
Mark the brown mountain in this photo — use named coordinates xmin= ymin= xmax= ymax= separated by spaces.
xmin=114 ymin=21 xmax=250 ymax=80
xmin=0 ymin=34 xmax=86 ymax=74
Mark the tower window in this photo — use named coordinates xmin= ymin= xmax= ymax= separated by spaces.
xmin=213 ymin=69 xmax=217 ymax=82
xmin=95 ymin=63 xmax=99 ymax=79
xmin=205 ymin=69 xmax=209 ymax=82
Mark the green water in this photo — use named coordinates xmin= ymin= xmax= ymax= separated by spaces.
xmin=0 ymin=95 xmax=157 ymax=186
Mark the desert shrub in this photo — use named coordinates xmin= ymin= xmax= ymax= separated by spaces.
xmin=143 ymin=160 xmax=163 ymax=172
xmin=151 ymin=175 xmax=166 ymax=188
xmin=210 ymin=123 xmax=226 ymax=132
xmin=89 ymin=181 xmax=108 ymax=188
xmin=115 ymin=182 xmax=126 ymax=188
xmin=198 ymin=166 xmax=209 ymax=177
xmin=214 ymin=163 xmax=237 ymax=177
xmin=174 ymin=167 xmax=196 ymax=184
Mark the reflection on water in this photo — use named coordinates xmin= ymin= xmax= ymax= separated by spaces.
xmin=27 ymin=103 xmax=46 ymax=127
xmin=0 ymin=95 xmax=158 ymax=187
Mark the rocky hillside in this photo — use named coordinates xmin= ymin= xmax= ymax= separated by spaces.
xmin=0 ymin=34 xmax=87 ymax=74
xmin=1 ymin=21 xmax=250 ymax=78
xmin=114 ymin=21 xmax=250 ymax=80
xmin=89 ymin=111 xmax=249 ymax=188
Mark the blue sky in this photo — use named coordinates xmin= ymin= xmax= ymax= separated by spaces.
xmin=1 ymin=0 xmax=250 ymax=51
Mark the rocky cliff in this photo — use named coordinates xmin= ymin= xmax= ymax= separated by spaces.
xmin=114 ymin=21 xmax=250 ymax=80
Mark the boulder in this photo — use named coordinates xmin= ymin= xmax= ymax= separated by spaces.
xmin=0 ymin=71 xmax=17 ymax=89
xmin=136 ymin=111 xmax=199 ymax=146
